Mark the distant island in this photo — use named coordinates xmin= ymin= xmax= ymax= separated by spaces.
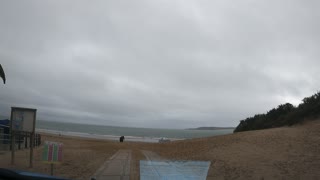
xmin=186 ymin=127 xmax=235 ymax=130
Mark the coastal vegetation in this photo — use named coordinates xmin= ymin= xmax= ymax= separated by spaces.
xmin=234 ymin=91 xmax=320 ymax=132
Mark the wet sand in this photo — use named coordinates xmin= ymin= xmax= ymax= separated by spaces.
xmin=0 ymin=120 xmax=319 ymax=180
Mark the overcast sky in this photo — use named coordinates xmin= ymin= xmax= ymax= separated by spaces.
xmin=0 ymin=0 xmax=319 ymax=128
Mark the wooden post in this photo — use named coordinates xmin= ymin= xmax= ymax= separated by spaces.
xmin=29 ymin=133 xmax=31 ymax=148
xmin=29 ymin=132 xmax=34 ymax=168
xmin=35 ymin=134 xmax=37 ymax=146
xmin=33 ymin=135 xmax=35 ymax=147
xmin=35 ymin=135 xmax=37 ymax=147
xmin=10 ymin=110 xmax=14 ymax=165
xmin=29 ymin=109 xmax=36 ymax=167
xmin=18 ymin=132 xmax=21 ymax=150
xmin=25 ymin=133 xmax=28 ymax=148
xmin=9 ymin=137 xmax=12 ymax=151
xmin=37 ymin=134 xmax=39 ymax=146
xmin=50 ymin=163 xmax=54 ymax=176
xmin=11 ymin=131 xmax=15 ymax=165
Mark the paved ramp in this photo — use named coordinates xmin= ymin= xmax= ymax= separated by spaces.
xmin=141 ymin=150 xmax=210 ymax=180
xmin=142 ymin=150 xmax=165 ymax=161
xmin=92 ymin=150 xmax=131 ymax=180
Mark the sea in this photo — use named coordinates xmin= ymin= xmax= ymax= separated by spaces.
xmin=36 ymin=120 xmax=234 ymax=143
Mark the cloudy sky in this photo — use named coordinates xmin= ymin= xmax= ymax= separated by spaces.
xmin=0 ymin=0 xmax=319 ymax=128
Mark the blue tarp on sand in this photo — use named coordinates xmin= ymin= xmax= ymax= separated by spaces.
xmin=140 ymin=160 xmax=210 ymax=180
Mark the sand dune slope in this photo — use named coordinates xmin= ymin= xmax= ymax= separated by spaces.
xmin=151 ymin=120 xmax=320 ymax=179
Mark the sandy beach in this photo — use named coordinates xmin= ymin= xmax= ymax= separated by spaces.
xmin=0 ymin=120 xmax=319 ymax=180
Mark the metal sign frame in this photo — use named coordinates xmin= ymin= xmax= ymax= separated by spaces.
xmin=42 ymin=141 xmax=63 ymax=176
xmin=10 ymin=107 xmax=37 ymax=167
xmin=10 ymin=107 xmax=37 ymax=133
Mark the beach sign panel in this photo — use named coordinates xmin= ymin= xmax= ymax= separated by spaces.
xmin=10 ymin=107 xmax=37 ymax=167
xmin=42 ymin=141 xmax=63 ymax=164
xmin=11 ymin=107 xmax=36 ymax=132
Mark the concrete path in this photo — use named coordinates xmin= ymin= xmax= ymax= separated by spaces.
xmin=92 ymin=150 xmax=131 ymax=180
xmin=141 ymin=150 xmax=166 ymax=161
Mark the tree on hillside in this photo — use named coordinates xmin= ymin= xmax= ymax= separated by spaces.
xmin=234 ymin=92 xmax=320 ymax=133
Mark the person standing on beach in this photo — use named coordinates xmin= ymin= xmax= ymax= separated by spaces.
xmin=119 ymin=136 xmax=124 ymax=142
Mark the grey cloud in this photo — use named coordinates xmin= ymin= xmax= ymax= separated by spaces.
xmin=0 ymin=0 xmax=319 ymax=128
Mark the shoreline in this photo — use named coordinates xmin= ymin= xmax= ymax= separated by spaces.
xmin=36 ymin=128 xmax=184 ymax=143
xmin=0 ymin=120 xmax=319 ymax=179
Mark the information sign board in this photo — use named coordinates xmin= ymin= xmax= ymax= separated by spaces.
xmin=11 ymin=107 xmax=36 ymax=132
xmin=42 ymin=141 xmax=63 ymax=164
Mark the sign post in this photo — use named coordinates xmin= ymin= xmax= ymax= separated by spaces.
xmin=10 ymin=107 xmax=37 ymax=167
xmin=42 ymin=141 xmax=63 ymax=176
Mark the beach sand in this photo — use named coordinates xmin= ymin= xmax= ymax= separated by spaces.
xmin=0 ymin=120 xmax=319 ymax=180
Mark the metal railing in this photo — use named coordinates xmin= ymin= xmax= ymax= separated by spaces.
xmin=0 ymin=132 xmax=41 ymax=151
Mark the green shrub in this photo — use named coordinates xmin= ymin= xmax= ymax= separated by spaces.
xmin=234 ymin=92 xmax=320 ymax=133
